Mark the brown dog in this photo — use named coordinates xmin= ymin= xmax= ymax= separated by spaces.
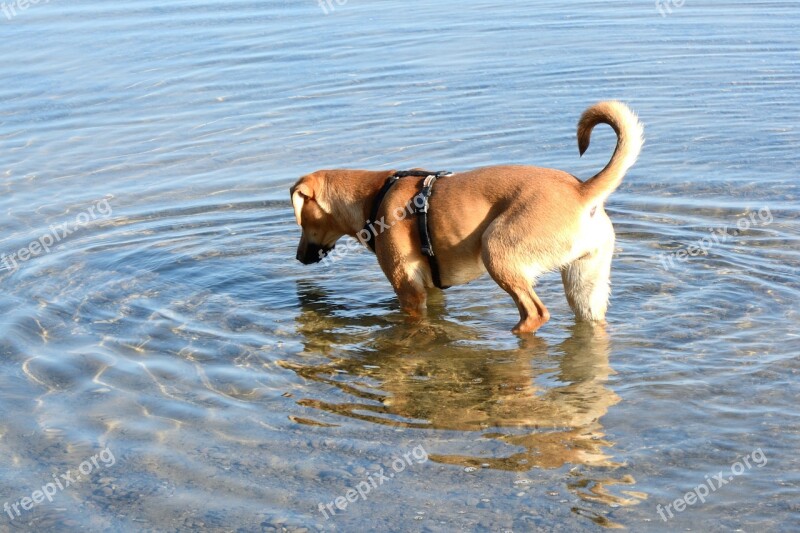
xmin=290 ymin=101 xmax=643 ymax=334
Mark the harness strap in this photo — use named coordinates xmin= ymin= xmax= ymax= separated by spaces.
xmin=363 ymin=169 xmax=453 ymax=290
xmin=363 ymin=175 xmax=400 ymax=252
xmin=412 ymin=172 xmax=453 ymax=289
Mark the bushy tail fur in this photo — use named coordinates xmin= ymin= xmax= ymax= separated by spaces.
xmin=577 ymin=101 xmax=644 ymax=202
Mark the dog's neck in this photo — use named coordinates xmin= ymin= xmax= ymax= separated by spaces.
xmin=325 ymin=170 xmax=396 ymax=237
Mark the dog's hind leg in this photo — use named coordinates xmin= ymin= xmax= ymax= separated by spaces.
xmin=561 ymin=233 xmax=614 ymax=323
xmin=481 ymin=243 xmax=550 ymax=334
xmin=494 ymin=273 xmax=550 ymax=334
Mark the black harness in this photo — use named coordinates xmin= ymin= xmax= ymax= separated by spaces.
xmin=362 ymin=170 xmax=453 ymax=289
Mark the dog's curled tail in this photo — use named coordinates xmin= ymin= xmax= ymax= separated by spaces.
xmin=577 ymin=101 xmax=644 ymax=203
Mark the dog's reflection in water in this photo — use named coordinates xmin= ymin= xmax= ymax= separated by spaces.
xmin=284 ymin=281 xmax=645 ymax=525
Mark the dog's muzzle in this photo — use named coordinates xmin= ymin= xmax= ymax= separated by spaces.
xmin=296 ymin=241 xmax=335 ymax=265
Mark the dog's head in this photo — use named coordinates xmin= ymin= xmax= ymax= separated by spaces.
xmin=290 ymin=171 xmax=345 ymax=265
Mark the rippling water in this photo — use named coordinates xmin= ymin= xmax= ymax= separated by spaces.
xmin=1 ymin=0 xmax=798 ymax=531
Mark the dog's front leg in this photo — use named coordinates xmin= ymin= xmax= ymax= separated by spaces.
xmin=393 ymin=275 xmax=428 ymax=317
xmin=381 ymin=259 xmax=428 ymax=317
xmin=395 ymin=283 xmax=428 ymax=317
xmin=375 ymin=234 xmax=430 ymax=317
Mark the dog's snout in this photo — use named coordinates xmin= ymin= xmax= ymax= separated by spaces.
xmin=296 ymin=238 xmax=334 ymax=265
xmin=296 ymin=247 xmax=310 ymax=264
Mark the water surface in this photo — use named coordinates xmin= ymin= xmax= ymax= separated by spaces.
xmin=1 ymin=1 xmax=798 ymax=531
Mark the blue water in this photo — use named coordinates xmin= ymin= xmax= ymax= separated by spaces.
xmin=0 ymin=1 xmax=798 ymax=531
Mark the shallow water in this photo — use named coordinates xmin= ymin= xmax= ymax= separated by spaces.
xmin=1 ymin=0 xmax=799 ymax=531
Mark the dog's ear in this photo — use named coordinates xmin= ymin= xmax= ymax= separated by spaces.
xmin=291 ymin=181 xmax=313 ymax=226
xmin=291 ymin=173 xmax=334 ymax=226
